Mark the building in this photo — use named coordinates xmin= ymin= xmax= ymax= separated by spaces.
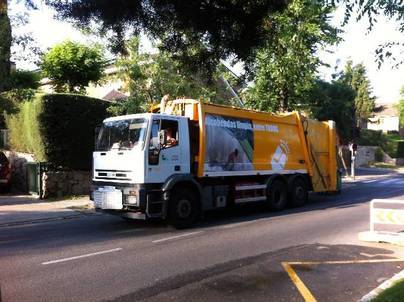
xmin=39 ymin=61 xmax=129 ymax=102
xmin=367 ymin=104 xmax=399 ymax=132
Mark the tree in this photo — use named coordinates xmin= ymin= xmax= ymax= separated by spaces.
xmin=0 ymin=1 xmax=39 ymax=92
xmin=46 ymin=0 xmax=404 ymax=77
xmin=398 ymin=86 xmax=404 ymax=136
xmin=46 ymin=0 xmax=288 ymax=77
xmin=308 ymin=79 xmax=355 ymax=143
xmin=108 ymin=37 xmax=237 ymax=115
xmin=338 ymin=60 xmax=377 ymax=128
xmin=242 ymin=0 xmax=340 ymax=112
xmin=41 ymin=41 xmax=105 ymax=93
xmin=10 ymin=9 xmax=43 ymax=67
xmin=335 ymin=0 xmax=404 ymax=67
xmin=8 ymin=69 xmax=40 ymax=89
xmin=0 ymin=0 xmax=12 ymax=92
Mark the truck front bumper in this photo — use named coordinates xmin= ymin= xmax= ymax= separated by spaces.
xmin=91 ymin=181 xmax=165 ymax=219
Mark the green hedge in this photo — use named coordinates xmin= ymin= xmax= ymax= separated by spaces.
xmin=397 ymin=141 xmax=404 ymax=158
xmin=0 ymin=89 xmax=36 ymax=128
xmin=358 ymin=129 xmax=404 ymax=158
xmin=357 ymin=129 xmax=386 ymax=146
xmin=6 ymin=93 xmax=109 ymax=170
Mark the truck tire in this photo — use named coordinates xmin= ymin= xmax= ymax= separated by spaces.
xmin=288 ymin=176 xmax=308 ymax=207
xmin=168 ymin=188 xmax=200 ymax=229
xmin=267 ymin=179 xmax=288 ymax=211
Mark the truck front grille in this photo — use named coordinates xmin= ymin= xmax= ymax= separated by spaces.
xmin=95 ymin=169 xmax=132 ymax=181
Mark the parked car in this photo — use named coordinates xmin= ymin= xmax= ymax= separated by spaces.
xmin=0 ymin=151 xmax=11 ymax=192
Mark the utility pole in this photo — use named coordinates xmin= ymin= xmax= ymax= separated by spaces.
xmin=349 ymin=143 xmax=357 ymax=179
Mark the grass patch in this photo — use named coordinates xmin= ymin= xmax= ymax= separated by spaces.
xmin=372 ymin=279 xmax=404 ymax=302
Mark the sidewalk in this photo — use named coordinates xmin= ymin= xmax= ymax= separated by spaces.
xmin=342 ymin=166 xmax=404 ymax=183
xmin=0 ymin=195 xmax=95 ymax=227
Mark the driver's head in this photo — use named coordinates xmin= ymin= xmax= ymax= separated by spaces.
xmin=166 ymin=128 xmax=173 ymax=138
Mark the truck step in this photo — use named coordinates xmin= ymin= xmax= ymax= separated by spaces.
xmin=235 ymin=184 xmax=266 ymax=191
xmin=234 ymin=196 xmax=267 ymax=203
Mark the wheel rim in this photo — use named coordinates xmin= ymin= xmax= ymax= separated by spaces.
xmin=177 ymin=199 xmax=192 ymax=218
xmin=273 ymin=187 xmax=285 ymax=205
xmin=295 ymin=186 xmax=305 ymax=200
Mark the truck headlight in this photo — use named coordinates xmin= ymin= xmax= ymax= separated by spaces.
xmin=126 ymin=195 xmax=138 ymax=205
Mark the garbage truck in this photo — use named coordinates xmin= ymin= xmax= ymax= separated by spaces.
xmin=91 ymin=98 xmax=340 ymax=228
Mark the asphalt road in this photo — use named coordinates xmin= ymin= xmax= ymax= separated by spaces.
xmin=1 ymin=170 xmax=404 ymax=302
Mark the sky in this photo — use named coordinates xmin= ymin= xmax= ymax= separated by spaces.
xmin=10 ymin=2 xmax=404 ymax=105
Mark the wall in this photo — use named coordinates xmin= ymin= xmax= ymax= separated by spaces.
xmin=4 ymin=151 xmax=91 ymax=197
xmin=42 ymin=170 xmax=91 ymax=199
xmin=354 ymin=146 xmax=378 ymax=167
xmin=345 ymin=146 xmax=404 ymax=167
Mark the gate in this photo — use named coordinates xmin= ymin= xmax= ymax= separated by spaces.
xmin=26 ymin=162 xmax=47 ymax=197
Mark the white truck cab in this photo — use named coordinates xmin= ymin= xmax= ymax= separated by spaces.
xmin=91 ymin=113 xmax=195 ymax=226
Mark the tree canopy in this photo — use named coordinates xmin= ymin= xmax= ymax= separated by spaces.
xmin=308 ymin=79 xmax=355 ymax=143
xmin=337 ymin=60 xmax=377 ymax=128
xmin=41 ymin=41 xmax=105 ymax=93
xmin=242 ymin=0 xmax=340 ymax=112
xmin=46 ymin=0 xmax=288 ymax=76
xmin=107 ymin=37 xmax=238 ymax=116
xmin=46 ymin=0 xmax=404 ymax=76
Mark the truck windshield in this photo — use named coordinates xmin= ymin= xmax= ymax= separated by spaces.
xmin=96 ymin=118 xmax=148 ymax=151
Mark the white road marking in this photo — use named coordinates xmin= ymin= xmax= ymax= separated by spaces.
xmin=362 ymin=179 xmax=378 ymax=183
xmin=152 ymin=231 xmax=203 ymax=243
xmin=41 ymin=248 xmax=122 ymax=265
xmin=379 ymin=179 xmax=400 ymax=184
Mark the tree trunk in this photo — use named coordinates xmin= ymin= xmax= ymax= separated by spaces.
xmin=0 ymin=0 xmax=11 ymax=92
xmin=280 ymin=86 xmax=289 ymax=112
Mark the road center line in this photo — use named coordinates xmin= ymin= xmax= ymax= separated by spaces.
xmin=152 ymin=231 xmax=203 ymax=243
xmin=41 ymin=248 xmax=122 ymax=265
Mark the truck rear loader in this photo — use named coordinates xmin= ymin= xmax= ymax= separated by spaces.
xmin=91 ymin=99 xmax=340 ymax=228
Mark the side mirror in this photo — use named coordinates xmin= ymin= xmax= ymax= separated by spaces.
xmin=159 ymin=129 xmax=167 ymax=147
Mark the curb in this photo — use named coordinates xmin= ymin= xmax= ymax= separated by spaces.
xmin=0 ymin=208 xmax=99 ymax=228
xmin=358 ymin=269 xmax=404 ymax=302
xmin=0 ymin=213 xmax=83 ymax=227
xmin=358 ymin=231 xmax=404 ymax=247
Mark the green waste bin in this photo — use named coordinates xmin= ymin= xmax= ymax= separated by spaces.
xmin=26 ymin=162 xmax=46 ymax=197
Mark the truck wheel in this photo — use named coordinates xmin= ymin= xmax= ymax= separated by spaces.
xmin=267 ymin=179 xmax=288 ymax=211
xmin=169 ymin=188 xmax=199 ymax=229
xmin=288 ymin=177 xmax=308 ymax=207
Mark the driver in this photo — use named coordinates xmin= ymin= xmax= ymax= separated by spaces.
xmin=165 ymin=128 xmax=177 ymax=147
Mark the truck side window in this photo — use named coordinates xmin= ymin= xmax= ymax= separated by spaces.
xmin=149 ymin=119 xmax=160 ymax=165
xmin=161 ymin=119 xmax=179 ymax=148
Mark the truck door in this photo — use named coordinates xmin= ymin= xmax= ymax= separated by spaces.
xmin=147 ymin=117 xmax=187 ymax=183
